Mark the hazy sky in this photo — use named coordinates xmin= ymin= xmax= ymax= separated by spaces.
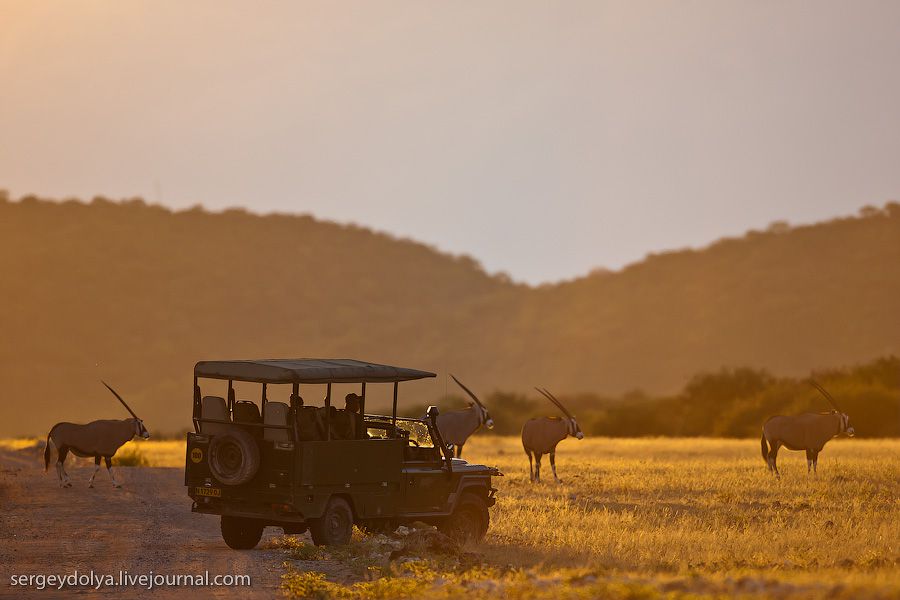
xmin=2 ymin=1 xmax=899 ymax=284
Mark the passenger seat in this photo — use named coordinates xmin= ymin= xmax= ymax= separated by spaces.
xmin=200 ymin=396 xmax=231 ymax=436
xmin=233 ymin=400 xmax=262 ymax=437
xmin=263 ymin=402 xmax=290 ymax=442
xmin=296 ymin=406 xmax=322 ymax=441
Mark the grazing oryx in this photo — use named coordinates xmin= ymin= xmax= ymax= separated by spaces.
xmin=44 ymin=381 xmax=150 ymax=488
xmin=761 ymin=381 xmax=855 ymax=476
xmin=436 ymin=375 xmax=494 ymax=458
xmin=522 ymin=388 xmax=583 ymax=483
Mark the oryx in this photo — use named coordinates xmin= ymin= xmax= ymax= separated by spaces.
xmin=522 ymin=387 xmax=583 ymax=483
xmin=44 ymin=381 xmax=150 ymax=488
xmin=761 ymin=380 xmax=855 ymax=476
xmin=435 ymin=375 xmax=494 ymax=458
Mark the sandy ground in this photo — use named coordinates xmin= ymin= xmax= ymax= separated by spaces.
xmin=0 ymin=445 xmax=287 ymax=599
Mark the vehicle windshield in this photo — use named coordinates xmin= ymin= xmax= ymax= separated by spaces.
xmin=398 ymin=419 xmax=434 ymax=448
xmin=365 ymin=416 xmax=435 ymax=448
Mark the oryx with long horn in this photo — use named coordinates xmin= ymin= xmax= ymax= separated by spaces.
xmin=761 ymin=380 xmax=854 ymax=476
xmin=435 ymin=375 xmax=494 ymax=458
xmin=44 ymin=381 xmax=150 ymax=488
xmin=522 ymin=387 xmax=583 ymax=483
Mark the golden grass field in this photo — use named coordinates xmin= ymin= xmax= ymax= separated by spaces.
xmin=6 ymin=436 xmax=898 ymax=598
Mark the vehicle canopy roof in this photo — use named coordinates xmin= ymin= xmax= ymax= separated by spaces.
xmin=194 ymin=358 xmax=436 ymax=385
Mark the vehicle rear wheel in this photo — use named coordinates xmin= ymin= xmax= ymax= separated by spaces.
xmin=439 ymin=493 xmax=489 ymax=543
xmin=221 ymin=516 xmax=264 ymax=550
xmin=309 ymin=497 xmax=353 ymax=546
xmin=208 ymin=429 xmax=260 ymax=486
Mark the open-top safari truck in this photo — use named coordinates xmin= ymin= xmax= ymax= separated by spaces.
xmin=185 ymin=359 xmax=500 ymax=549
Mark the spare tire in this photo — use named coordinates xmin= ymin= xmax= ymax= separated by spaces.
xmin=208 ymin=428 xmax=260 ymax=486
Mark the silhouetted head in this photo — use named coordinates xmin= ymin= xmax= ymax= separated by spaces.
xmin=345 ymin=393 xmax=361 ymax=413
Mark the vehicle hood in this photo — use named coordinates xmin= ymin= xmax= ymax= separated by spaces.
xmin=450 ymin=458 xmax=502 ymax=476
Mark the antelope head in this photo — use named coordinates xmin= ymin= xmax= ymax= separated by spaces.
xmin=451 ymin=374 xmax=494 ymax=429
xmin=536 ymin=387 xmax=583 ymax=440
xmin=103 ymin=381 xmax=150 ymax=439
xmin=133 ymin=418 xmax=151 ymax=440
xmin=839 ymin=412 xmax=855 ymax=437
xmin=811 ymin=380 xmax=854 ymax=437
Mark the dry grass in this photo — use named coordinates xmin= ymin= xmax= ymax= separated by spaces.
xmin=280 ymin=436 xmax=900 ymax=599
xmin=11 ymin=435 xmax=895 ymax=597
xmin=116 ymin=439 xmax=185 ymax=467
xmin=0 ymin=438 xmax=185 ymax=467
xmin=0 ymin=437 xmax=42 ymax=451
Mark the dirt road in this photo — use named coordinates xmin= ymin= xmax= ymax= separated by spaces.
xmin=0 ymin=446 xmax=287 ymax=598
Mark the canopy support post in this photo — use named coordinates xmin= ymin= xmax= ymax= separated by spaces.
xmin=326 ymin=382 xmax=332 ymax=441
xmin=261 ymin=383 xmax=268 ymax=418
xmin=360 ymin=382 xmax=366 ymax=416
xmin=290 ymin=383 xmax=300 ymax=441
xmin=391 ymin=381 xmax=398 ymax=429
xmin=192 ymin=376 xmax=201 ymax=433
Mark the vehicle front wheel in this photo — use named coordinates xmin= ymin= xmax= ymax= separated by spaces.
xmin=221 ymin=516 xmax=264 ymax=550
xmin=438 ymin=493 xmax=489 ymax=543
xmin=309 ymin=497 xmax=353 ymax=546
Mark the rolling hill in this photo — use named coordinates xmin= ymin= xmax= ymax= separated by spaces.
xmin=1 ymin=193 xmax=898 ymax=436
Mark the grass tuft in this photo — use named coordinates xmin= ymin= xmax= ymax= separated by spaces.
xmin=111 ymin=445 xmax=149 ymax=466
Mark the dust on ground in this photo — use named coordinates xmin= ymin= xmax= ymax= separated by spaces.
xmin=0 ymin=444 xmax=287 ymax=599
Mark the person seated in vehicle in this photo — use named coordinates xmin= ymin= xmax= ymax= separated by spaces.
xmin=345 ymin=393 xmax=367 ymax=438
xmin=344 ymin=393 xmax=361 ymax=414
xmin=294 ymin=402 xmax=322 ymax=441
xmin=323 ymin=404 xmax=355 ymax=440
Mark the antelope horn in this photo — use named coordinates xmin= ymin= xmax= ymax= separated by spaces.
xmin=810 ymin=380 xmax=842 ymax=413
xmin=542 ymin=388 xmax=575 ymax=419
xmin=535 ymin=387 xmax=573 ymax=419
xmin=102 ymin=380 xmax=139 ymax=419
xmin=534 ymin=387 xmax=561 ymax=411
xmin=450 ymin=374 xmax=485 ymax=408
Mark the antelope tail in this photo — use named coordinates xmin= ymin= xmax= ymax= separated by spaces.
xmin=44 ymin=431 xmax=52 ymax=472
xmin=760 ymin=432 xmax=769 ymax=463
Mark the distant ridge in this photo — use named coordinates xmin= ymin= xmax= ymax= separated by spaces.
xmin=1 ymin=192 xmax=898 ymax=436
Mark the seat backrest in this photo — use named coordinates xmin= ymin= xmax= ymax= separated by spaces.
xmin=353 ymin=412 xmax=365 ymax=439
xmin=233 ymin=400 xmax=261 ymax=423
xmin=295 ymin=406 xmax=322 ymax=441
xmin=330 ymin=408 xmax=355 ymax=440
xmin=263 ymin=401 xmax=290 ymax=442
xmin=200 ymin=396 xmax=231 ymax=436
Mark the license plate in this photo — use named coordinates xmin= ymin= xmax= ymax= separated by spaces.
xmin=194 ymin=487 xmax=221 ymax=497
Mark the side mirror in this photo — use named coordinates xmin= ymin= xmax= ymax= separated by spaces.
xmin=425 ymin=405 xmax=440 ymax=419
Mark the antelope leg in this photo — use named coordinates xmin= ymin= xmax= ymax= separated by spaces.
xmin=105 ymin=456 xmax=121 ymax=488
xmin=550 ymin=451 xmax=561 ymax=483
xmin=771 ymin=443 xmax=781 ymax=478
xmin=89 ymin=456 xmax=101 ymax=488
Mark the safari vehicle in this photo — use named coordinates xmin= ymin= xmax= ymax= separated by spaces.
xmin=185 ymin=359 xmax=501 ymax=549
